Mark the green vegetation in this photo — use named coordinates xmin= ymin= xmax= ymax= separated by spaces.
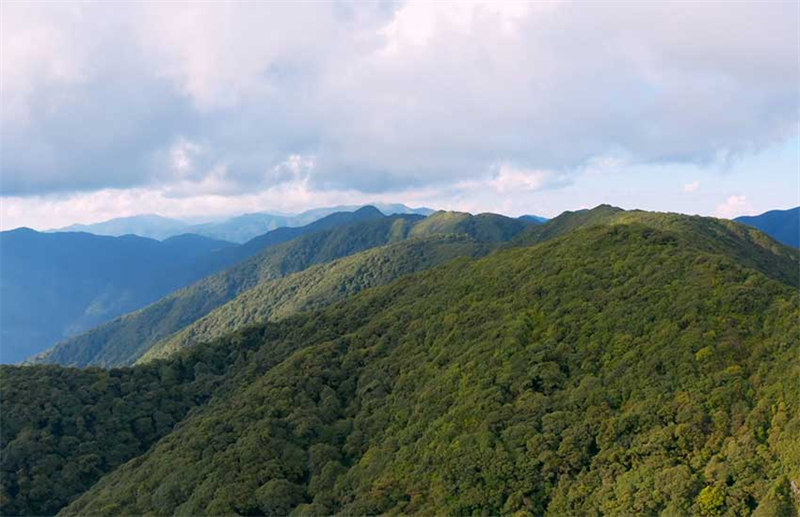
xmin=2 ymin=209 xmax=798 ymax=516
xmin=140 ymin=235 xmax=491 ymax=363
xmin=32 ymin=211 xmax=530 ymax=368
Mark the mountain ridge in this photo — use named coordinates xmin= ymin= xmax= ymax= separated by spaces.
xmin=48 ymin=204 xmax=436 ymax=243
xmin=735 ymin=206 xmax=799 ymax=248
xmin=2 ymin=208 xmax=797 ymax=516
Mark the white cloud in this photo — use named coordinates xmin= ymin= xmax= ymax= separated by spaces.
xmin=489 ymin=164 xmax=569 ymax=194
xmin=1 ymin=1 xmax=797 ymax=206
xmin=716 ymin=195 xmax=754 ymax=218
xmin=169 ymin=138 xmax=203 ymax=177
xmin=683 ymin=181 xmax=700 ymax=193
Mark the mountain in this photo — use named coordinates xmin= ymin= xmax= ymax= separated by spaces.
xmin=0 ymin=229 xmax=233 ymax=364
xmin=48 ymin=204 xmax=436 ymax=243
xmin=3 ymin=209 xmax=798 ymax=516
xmin=139 ymin=234 xmax=493 ymax=363
xmin=518 ymin=214 xmax=548 ymax=224
xmin=186 ymin=204 xmax=435 ymax=243
xmin=31 ymin=210 xmax=529 ymax=368
xmin=5 ymin=208 xmax=390 ymax=365
xmin=52 ymin=214 xmax=192 ymax=241
xmin=735 ymin=206 xmax=799 ymax=247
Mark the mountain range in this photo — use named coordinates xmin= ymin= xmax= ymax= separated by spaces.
xmin=51 ymin=203 xmax=436 ymax=243
xmin=735 ymin=206 xmax=799 ymax=248
xmin=31 ymin=209 xmax=532 ymax=368
xmin=2 ymin=206 xmax=798 ymax=516
xmin=1 ymin=207 xmax=389 ymax=364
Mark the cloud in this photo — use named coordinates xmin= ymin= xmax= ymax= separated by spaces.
xmin=1 ymin=1 xmax=797 ymax=202
xmin=488 ymin=164 xmax=570 ymax=194
xmin=716 ymin=195 xmax=755 ymax=218
xmin=683 ymin=181 xmax=700 ymax=193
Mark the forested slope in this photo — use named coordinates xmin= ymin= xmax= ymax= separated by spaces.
xmin=140 ymin=234 xmax=492 ymax=363
xmin=2 ymin=211 xmax=797 ymax=516
xmin=32 ymin=211 xmax=530 ymax=368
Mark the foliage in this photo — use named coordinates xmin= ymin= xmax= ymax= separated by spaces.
xmin=32 ymin=212 xmax=531 ymax=368
xmin=4 ymin=212 xmax=795 ymax=516
xmin=140 ymin=234 xmax=491 ymax=363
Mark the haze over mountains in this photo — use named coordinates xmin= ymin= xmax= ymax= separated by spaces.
xmin=2 ymin=205 xmax=798 ymax=516
xmin=3 ymin=204 xmax=795 ymax=367
xmin=51 ymin=203 xmax=436 ymax=243
xmin=735 ymin=206 xmax=800 ymax=248
xmin=1 ymin=206 xmax=414 ymax=364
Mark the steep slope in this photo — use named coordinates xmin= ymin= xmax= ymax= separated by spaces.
xmin=735 ymin=207 xmax=799 ymax=248
xmin=30 ymin=213 xmax=418 ymax=368
xmin=32 ymin=211 xmax=529 ymax=368
xmin=516 ymin=206 xmax=798 ymax=287
xmin=139 ymin=234 xmax=492 ymax=363
xmin=0 ymin=229 xmax=233 ymax=364
xmin=3 ymin=212 xmax=796 ymax=516
xmin=64 ymin=219 xmax=799 ymax=516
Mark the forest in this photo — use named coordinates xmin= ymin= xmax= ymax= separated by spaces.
xmin=2 ymin=209 xmax=798 ymax=516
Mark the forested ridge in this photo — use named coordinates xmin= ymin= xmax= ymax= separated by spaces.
xmin=31 ymin=210 xmax=530 ymax=369
xmin=140 ymin=234 xmax=492 ymax=363
xmin=2 ymin=210 xmax=799 ymax=516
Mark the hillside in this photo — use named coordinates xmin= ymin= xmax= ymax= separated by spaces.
xmin=0 ymin=229 xmax=233 ymax=364
xmin=2 ymin=211 xmax=798 ymax=516
xmin=139 ymin=234 xmax=492 ymax=363
xmin=736 ymin=207 xmax=799 ymax=248
xmin=32 ymin=211 xmax=529 ymax=368
xmin=5 ymin=208 xmax=388 ymax=365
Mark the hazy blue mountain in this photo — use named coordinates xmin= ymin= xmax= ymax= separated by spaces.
xmin=186 ymin=204 xmax=435 ymax=242
xmin=0 ymin=230 xmax=233 ymax=364
xmin=735 ymin=206 xmax=799 ymax=247
xmin=518 ymin=214 xmax=548 ymax=224
xmin=49 ymin=204 xmax=436 ymax=243
xmin=53 ymin=214 xmax=192 ymax=241
xmin=3 ymin=208 xmax=388 ymax=364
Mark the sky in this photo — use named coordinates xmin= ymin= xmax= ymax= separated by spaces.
xmin=1 ymin=0 xmax=798 ymax=230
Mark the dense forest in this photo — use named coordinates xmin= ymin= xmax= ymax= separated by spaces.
xmin=32 ymin=210 xmax=531 ymax=368
xmin=2 ymin=209 xmax=798 ymax=515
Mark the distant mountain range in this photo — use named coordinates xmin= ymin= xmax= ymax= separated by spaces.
xmin=735 ymin=206 xmax=799 ymax=248
xmin=1 ymin=207 xmax=389 ymax=364
xmin=51 ymin=203 xmax=437 ymax=243
xmin=0 ymin=230 xmax=233 ymax=364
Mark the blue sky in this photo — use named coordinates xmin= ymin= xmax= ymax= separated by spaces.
xmin=1 ymin=1 xmax=797 ymax=229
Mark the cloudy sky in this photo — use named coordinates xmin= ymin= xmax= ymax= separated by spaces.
xmin=1 ymin=1 xmax=797 ymax=230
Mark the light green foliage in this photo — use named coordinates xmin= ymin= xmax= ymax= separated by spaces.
xmin=23 ymin=214 xmax=795 ymax=516
xmin=140 ymin=235 xmax=490 ymax=363
xmin=3 ymin=209 xmax=798 ymax=516
xmin=32 ymin=212 xmax=530 ymax=368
